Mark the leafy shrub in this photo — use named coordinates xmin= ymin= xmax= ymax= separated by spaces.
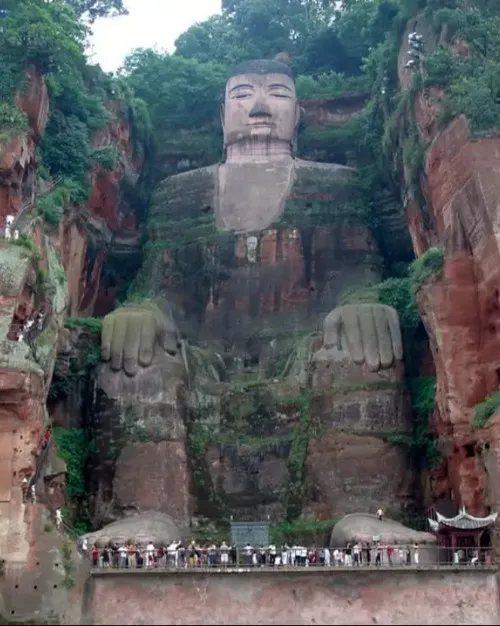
xmin=92 ymin=145 xmax=120 ymax=171
xmin=409 ymin=247 xmax=444 ymax=292
xmin=52 ymin=428 xmax=90 ymax=500
xmin=0 ymin=102 xmax=28 ymax=136
xmin=472 ymin=390 xmax=500 ymax=429
xmin=37 ymin=186 xmax=71 ymax=226
xmin=295 ymin=72 xmax=369 ymax=99
xmin=424 ymin=47 xmax=455 ymax=86
xmin=64 ymin=316 xmax=103 ymax=335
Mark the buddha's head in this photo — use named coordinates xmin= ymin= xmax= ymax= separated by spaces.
xmin=222 ymin=58 xmax=300 ymax=158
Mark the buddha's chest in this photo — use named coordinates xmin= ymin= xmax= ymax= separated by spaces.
xmin=216 ymin=161 xmax=295 ymax=233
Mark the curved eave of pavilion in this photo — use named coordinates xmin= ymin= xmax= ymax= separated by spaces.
xmin=428 ymin=507 xmax=497 ymax=532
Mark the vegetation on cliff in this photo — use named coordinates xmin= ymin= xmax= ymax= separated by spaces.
xmin=472 ymin=390 xmax=500 ymax=429
xmin=0 ymin=0 xmax=151 ymax=229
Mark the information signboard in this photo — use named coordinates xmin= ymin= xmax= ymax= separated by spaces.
xmin=230 ymin=522 xmax=270 ymax=547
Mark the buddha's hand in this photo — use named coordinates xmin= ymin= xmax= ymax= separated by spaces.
xmin=324 ymin=304 xmax=403 ymax=372
xmin=101 ymin=301 xmax=180 ymax=377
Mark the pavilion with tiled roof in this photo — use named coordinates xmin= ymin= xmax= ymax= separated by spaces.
xmin=428 ymin=506 xmax=497 ymax=555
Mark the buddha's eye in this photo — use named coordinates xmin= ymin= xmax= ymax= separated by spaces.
xmin=269 ymin=91 xmax=291 ymax=99
xmin=233 ymin=91 xmax=252 ymax=99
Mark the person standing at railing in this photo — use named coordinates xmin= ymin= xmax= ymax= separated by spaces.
xmin=387 ymin=544 xmax=394 ymax=565
xmin=345 ymin=543 xmax=353 ymax=566
xmin=268 ymin=543 xmax=277 ymax=566
xmin=353 ymin=542 xmax=361 ymax=565
xmin=118 ymin=544 xmax=128 ymax=568
xmin=413 ymin=543 xmax=419 ymax=565
xmin=145 ymin=541 xmax=155 ymax=568
xmin=167 ymin=540 xmax=178 ymax=567
xmin=127 ymin=543 xmax=136 ymax=568
xmin=102 ymin=546 xmax=110 ymax=568
xmin=91 ymin=544 xmax=99 ymax=567
xmin=208 ymin=543 xmax=217 ymax=567
xmin=324 ymin=546 xmax=331 ymax=567
xmin=281 ymin=545 xmax=289 ymax=567
xmin=220 ymin=541 xmax=229 ymax=567
xmin=364 ymin=542 xmax=371 ymax=566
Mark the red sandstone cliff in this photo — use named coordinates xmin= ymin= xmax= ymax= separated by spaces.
xmin=0 ymin=67 xmax=140 ymax=620
xmin=398 ymin=20 xmax=500 ymax=519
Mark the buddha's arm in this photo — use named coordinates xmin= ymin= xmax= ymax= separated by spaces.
xmin=100 ymin=167 xmax=217 ymax=375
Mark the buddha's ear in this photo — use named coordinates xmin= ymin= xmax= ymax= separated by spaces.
xmin=220 ymin=101 xmax=225 ymax=133
xmin=294 ymin=101 xmax=301 ymax=132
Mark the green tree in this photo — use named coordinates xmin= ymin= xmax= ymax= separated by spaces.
xmin=66 ymin=0 xmax=128 ymax=21
xmin=0 ymin=0 xmax=85 ymax=76
xmin=121 ymin=49 xmax=227 ymax=131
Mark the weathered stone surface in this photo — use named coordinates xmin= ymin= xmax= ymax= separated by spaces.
xmin=113 ymin=441 xmax=192 ymax=528
xmin=82 ymin=511 xmax=183 ymax=547
xmin=90 ymin=353 xmax=190 ymax=526
xmin=304 ymin=432 xmax=415 ymax=520
xmin=15 ymin=66 xmax=49 ymax=140
xmin=87 ymin=570 xmax=500 ymax=625
xmin=330 ymin=513 xmax=436 ymax=546
xmin=0 ymin=506 xmax=89 ymax=625
xmin=206 ymin=440 xmax=291 ymax=520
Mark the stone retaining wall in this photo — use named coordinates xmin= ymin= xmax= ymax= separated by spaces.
xmin=83 ymin=568 xmax=500 ymax=625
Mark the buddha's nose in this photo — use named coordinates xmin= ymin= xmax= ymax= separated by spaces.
xmin=249 ymin=100 xmax=272 ymax=118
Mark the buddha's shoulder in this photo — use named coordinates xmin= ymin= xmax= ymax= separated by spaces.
xmin=154 ymin=164 xmax=218 ymax=195
xmin=151 ymin=165 xmax=218 ymax=216
xmin=294 ymin=158 xmax=356 ymax=179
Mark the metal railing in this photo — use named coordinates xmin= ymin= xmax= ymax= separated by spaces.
xmin=86 ymin=545 xmax=496 ymax=571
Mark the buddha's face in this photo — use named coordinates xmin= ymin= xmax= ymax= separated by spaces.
xmin=222 ymin=72 xmax=300 ymax=149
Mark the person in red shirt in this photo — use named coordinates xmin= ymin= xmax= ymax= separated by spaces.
xmin=41 ymin=429 xmax=51 ymax=450
xmin=91 ymin=545 xmax=99 ymax=568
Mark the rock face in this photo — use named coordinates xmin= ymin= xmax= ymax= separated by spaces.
xmin=397 ymin=19 xmax=500 ymax=521
xmin=0 ymin=62 xmax=144 ymax=623
xmin=330 ymin=513 xmax=436 ymax=546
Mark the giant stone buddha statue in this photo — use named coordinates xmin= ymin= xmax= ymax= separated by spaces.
xmin=95 ymin=58 xmax=409 ymax=527
xmin=100 ymin=58 xmax=403 ymax=375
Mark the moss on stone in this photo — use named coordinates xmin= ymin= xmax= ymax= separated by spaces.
xmin=285 ymin=388 xmax=313 ymax=521
xmin=0 ymin=241 xmax=30 ymax=297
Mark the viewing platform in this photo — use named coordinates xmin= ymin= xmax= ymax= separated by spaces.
xmin=90 ymin=562 xmax=498 ymax=576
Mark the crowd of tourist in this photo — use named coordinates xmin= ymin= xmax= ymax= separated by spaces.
xmin=85 ymin=538 xmax=429 ymax=569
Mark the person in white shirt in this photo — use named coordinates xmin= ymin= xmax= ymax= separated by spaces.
xmin=324 ymin=547 xmax=331 ymax=567
xmin=55 ymin=509 xmax=63 ymax=529
xmin=281 ymin=545 xmax=288 ymax=567
xmin=81 ymin=537 xmax=88 ymax=556
xmin=244 ymin=544 xmax=253 ymax=567
xmin=268 ymin=543 xmax=277 ymax=566
xmin=118 ymin=544 xmax=128 ymax=568
xmin=333 ymin=548 xmax=343 ymax=566
xmin=353 ymin=542 xmax=362 ymax=565
xmin=167 ymin=540 xmax=179 ymax=567
xmin=413 ymin=543 xmax=419 ymax=565
xmin=377 ymin=508 xmax=383 ymax=520
xmin=146 ymin=541 xmax=155 ymax=568
xmin=220 ymin=541 xmax=229 ymax=566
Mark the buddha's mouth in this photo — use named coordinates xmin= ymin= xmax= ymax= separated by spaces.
xmin=247 ymin=120 xmax=274 ymax=127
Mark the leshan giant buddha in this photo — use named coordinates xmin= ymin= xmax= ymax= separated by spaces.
xmin=95 ymin=58 xmax=410 ymax=526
